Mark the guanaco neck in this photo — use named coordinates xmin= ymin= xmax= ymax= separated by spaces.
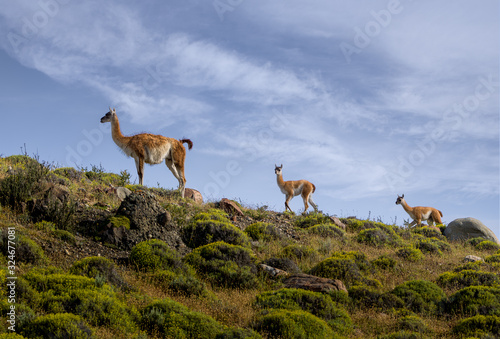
xmin=276 ymin=173 xmax=285 ymax=188
xmin=399 ymin=199 xmax=413 ymax=214
xmin=110 ymin=115 xmax=129 ymax=146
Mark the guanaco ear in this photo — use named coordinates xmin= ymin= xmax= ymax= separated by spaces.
xmin=280 ymin=164 xmax=283 ymax=168
xmin=402 ymin=194 xmax=404 ymax=198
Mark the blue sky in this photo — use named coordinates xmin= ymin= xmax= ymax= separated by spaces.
xmin=0 ymin=1 xmax=498 ymax=237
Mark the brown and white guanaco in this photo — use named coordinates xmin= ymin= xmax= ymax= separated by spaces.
xmin=100 ymin=108 xmax=192 ymax=197
xmin=275 ymin=164 xmax=318 ymax=214
xmin=395 ymin=194 xmax=443 ymax=227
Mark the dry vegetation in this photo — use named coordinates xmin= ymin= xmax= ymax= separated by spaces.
xmin=0 ymin=154 xmax=499 ymax=338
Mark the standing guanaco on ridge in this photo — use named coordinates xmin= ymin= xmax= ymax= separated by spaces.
xmin=395 ymin=194 xmax=443 ymax=227
xmin=100 ymin=108 xmax=193 ymax=198
xmin=275 ymin=164 xmax=318 ymax=214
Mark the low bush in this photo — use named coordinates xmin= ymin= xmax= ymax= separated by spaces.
xmin=309 ymin=251 xmax=375 ymax=288
xmin=130 ymin=239 xmax=187 ymax=274
xmin=294 ymin=213 xmax=331 ymax=229
xmin=307 ymin=223 xmax=346 ymax=239
xmin=253 ymin=309 xmax=338 ymax=339
xmin=476 ymin=240 xmax=500 ymax=251
xmin=415 ymin=238 xmax=450 ymax=256
xmin=391 ymin=280 xmax=446 ymax=314
xmin=348 ymin=286 xmax=403 ymax=310
xmin=397 ymin=315 xmax=428 ymax=333
xmin=443 ymin=286 xmax=500 ymax=316
xmin=152 ymin=270 xmax=210 ymax=298
xmin=371 ymin=255 xmax=397 ymax=270
xmin=182 ymin=218 xmax=249 ymax=249
xmin=485 ymin=254 xmax=500 ymax=264
xmin=0 ymin=232 xmax=48 ymax=265
xmin=254 ymin=288 xmax=352 ymax=335
xmin=22 ymin=313 xmax=93 ymax=339
xmin=70 ymin=256 xmax=129 ymax=289
xmin=437 ymin=270 xmax=500 ymax=289
xmin=141 ymin=298 xmax=224 ymax=338
xmin=379 ymin=331 xmax=424 ymax=339
xmin=244 ymin=222 xmax=281 ymax=241
xmin=452 ymin=315 xmax=500 ymax=338
xmin=357 ymin=224 xmax=402 ymax=248
xmin=107 ymin=215 xmax=131 ymax=230
xmin=52 ymin=229 xmax=76 ymax=244
xmin=396 ymin=247 xmax=424 ymax=262
xmin=412 ymin=226 xmax=443 ymax=239
xmin=183 ymin=241 xmax=259 ymax=289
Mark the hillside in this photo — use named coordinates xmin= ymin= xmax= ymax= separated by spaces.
xmin=0 ymin=154 xmax=499 ymax=339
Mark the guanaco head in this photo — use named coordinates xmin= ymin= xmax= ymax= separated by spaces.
xmin=274 ymin=164 xmax=283 ymax=175
xmin=395 ymin=194 xmax=405 ymax=205
xmin=100 ymin=107 xmax=116 ymax=123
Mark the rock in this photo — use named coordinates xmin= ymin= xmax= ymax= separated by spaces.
xmin=259 ymin=264 xmax=289 ymax=278
xmin=464 ymin=255 xmax=483 ymax=263
xmin=116 ymin=191 xmax=167 ymax=230
xmin=219 ymin=198 xmax=244 ymax=217
xmin=116 ymin=187 xmax=132 ymax=201
xmin=444 ymin=218 xmax=500 ymax=244
xmin=283 ymin=273 xmax=347 ymax=294
xmin=329 ymin=216 xmax=346 ymax=230
xmin=184 ymin=188 xmax=203 ymax=204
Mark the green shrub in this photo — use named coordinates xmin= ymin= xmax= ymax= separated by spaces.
xmin=130 ymin=239 xmax=186 ymax=273
xmin=39 ymin=289 xmax=138 ymax=332
xmin=0 ymin=333 xmax=28 ymax=339
xmin=396 ymin=247 xmax=424 ymax=262
xmin=295 ymin=213 xmax=331 ymax=229
xmin=452 ymin=315 xmax=500 ymax=338
xmin=476 ymin=241 xmax=500 ymax=251
xmin=152 ymin=270 xmax=209 ymax=298
xmin=0 ymin=232 xmax=48 ymax=265
xmin=391 ymin=280 xmax=446 ymax=314
xmin=348 ymin=286 xmax=404 ymax=310
xmin=415 ymin=238 xmax=450 ymax=256
xmin=22 ymin=313 xmax=93 ymax=339
xmin=107 ymin=215 xmax=131 ymax=230
xmin=70 ymin=256 xmax=129 ymax=289
xmin=244 ymin=222 xmax=281 ymax=241
xmin=253 ymin=309 xmax=338 ymax=339
xmin=184 ymin=241 xmax=259 ymax=289
xmin=371 ymin=255 xmax=397 ymax=270
xmin=397 ymin=315 xmax=428 ymax=333
xmin=23 ymin=272 xmax=108 ymax=294
xmin=0 ymin=155 xmax=49 ymax=212
xmin=309 ymin=251 xmax=374 ymax=288
xmin=141 ymin=298 xmax=224 ymax=338
xmin=444 ymin=286 xmax=500 ymax=316
xmin=412 ymin=226 xmax=443 ymax=239
xmin=282 ymin=244 xmax=317 ymax=260
xmin=52 ymin=167 xmax=83 ymax=181
xmin=341 ymin=218 xmax=366 ymax=232
xmin=33 ymin=221 xmax=56 ymax=231
xmin=307 ymin=223 xmax=346 ymax=239
xmin=52 ymin=229 xmax=76 ymax=244
xmin=182 ymin=218 xmax=249 ymax=249
xmin=254 ymin=288 xmax=352 ymax=335
xmin=437 ymin=270 xmax=500 ymax=289
xmin=192 ymin=209 xmax=230 ymax=223
xmin=358 ymin=223 xmax=402 ymax=248
xmin=485 ymin=254 xmax=500 ymax=264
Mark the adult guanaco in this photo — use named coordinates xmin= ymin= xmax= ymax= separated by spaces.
xmin=100 ymin=108 xmax=192 ymax=197
xmin=275 ymin=164 xmax=317 ymax=214
xmin=395 ymin=194 xmax=443 ymax=227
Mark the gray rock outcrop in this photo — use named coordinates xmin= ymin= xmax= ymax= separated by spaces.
xmin=444 ymin=217 xmax=500 ymax=244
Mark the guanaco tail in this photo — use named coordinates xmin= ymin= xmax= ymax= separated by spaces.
xmin=100 ymin=108 xmax=193 ymax=198
xmin=275 ymin=164 xmax=318 ymax=214
xmin=395 ymin=194 xmax=443 ymax=227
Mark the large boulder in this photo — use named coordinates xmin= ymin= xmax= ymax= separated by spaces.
xmin=444 ymin=218 xmax=500 ymax=244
